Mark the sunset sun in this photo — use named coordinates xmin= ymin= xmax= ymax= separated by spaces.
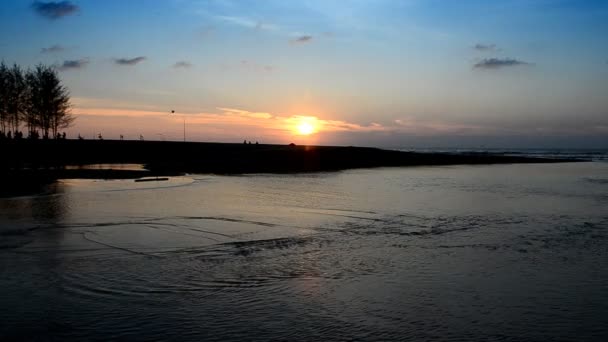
xmin=296 ymin=121 xmax=315 ymax=135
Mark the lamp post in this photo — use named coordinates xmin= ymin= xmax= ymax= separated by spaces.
xmin=170 ymin=110 xmax=185 ymax=142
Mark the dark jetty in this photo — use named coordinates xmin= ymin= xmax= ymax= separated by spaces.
xmin=1 ymin=139 xmax=582 ymax=196
xmin=134 ymin=177 xmax=170 ymax=182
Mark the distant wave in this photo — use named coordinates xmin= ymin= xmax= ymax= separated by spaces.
xmin=398 ymin=148 xmax=608 ymax=162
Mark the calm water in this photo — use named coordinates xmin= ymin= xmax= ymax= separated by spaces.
xmin=1 ymin=162 xmax=607 ymax=341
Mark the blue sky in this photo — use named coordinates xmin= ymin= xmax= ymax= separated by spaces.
xmin=1 ymin=0 xmax=607 ymax=147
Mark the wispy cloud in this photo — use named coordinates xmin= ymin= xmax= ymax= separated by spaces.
xmin=171 ymin=111 xmax=389 ymax=139
xmin=72 ymin=104 xmax=389 ymax=141
xmin=216 ymin=15 xmax=256 ymax=28
xmin=58 ymin=58 xmax=89 ymax=71
xmin=473 ymin=43 xmax=498 ymax=51
xmin=174 ymin=61 xmax=193 ymax=68
xmin=215 ymin=15 xmax=278 ymax=31
xmin=473 ymin=58 xmax=531 ymax=69
xmin=290 ymin=35 xmax=313 ymax=44
xmin=394 ymin=117 xmax=490 ymax=135
xmin=32 ymin=1 xmax=79 ymax=20
xmin=41 ymin=44 xmax=66 ymax=53
xmin=114 ymin=56 xmax=146 ymax=66
xmin=218 ymin=107 xmax=273 ymax=119
xmin=283 ymin=116 xmax=386 ymax=133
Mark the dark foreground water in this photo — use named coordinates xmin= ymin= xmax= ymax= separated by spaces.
xmin=1 ymin=162 xmax=607 ymax=341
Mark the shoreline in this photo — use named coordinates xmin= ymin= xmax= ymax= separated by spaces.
xmin=1 ymin=139 xmax=585 ymax=196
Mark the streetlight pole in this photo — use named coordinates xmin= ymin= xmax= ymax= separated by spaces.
xmin=170 ymin=110 xmax=186 ymax=142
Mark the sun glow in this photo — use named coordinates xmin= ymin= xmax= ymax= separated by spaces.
xmin=296 ymin=121 xmax=315 ymax=135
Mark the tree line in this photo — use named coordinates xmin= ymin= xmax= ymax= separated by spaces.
xmin=0 ymin=62 xmax=74 ymax=139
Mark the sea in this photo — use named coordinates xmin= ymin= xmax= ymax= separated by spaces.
xmin=1 ymin=148 xmax=607 ymax=341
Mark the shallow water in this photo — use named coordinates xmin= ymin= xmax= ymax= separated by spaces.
xmin=64 ymin=163 xmax=147 ymax=171
xmin=1 ymin=162 xmax=607 ymax=341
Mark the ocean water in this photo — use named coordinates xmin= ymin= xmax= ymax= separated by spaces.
xmin=1 ymin=161 xmax=607 ymax=341
xmin=405 ymin=147 xmax=608 ymax=162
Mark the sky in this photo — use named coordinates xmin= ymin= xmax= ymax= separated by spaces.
xmin=1 ymin=0 xmax=607 ymax=148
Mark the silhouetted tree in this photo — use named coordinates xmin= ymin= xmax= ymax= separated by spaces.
xmin=6 ymin=64 xmax=28 ymax=134
xmin=24 ymin=70 xmax=39 ymax=136
xmin=0 ymin=63 xmax=74 ymax=139
xmin=28 ymin=65 xmax=73 ymax=138
xmin=0 ymin=62 xmax=8 ymax=133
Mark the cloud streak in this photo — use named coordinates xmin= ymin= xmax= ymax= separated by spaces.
xmin=32 ymin=1 xmax=79 ymax=19
xmin=174 ymin=61 xmax=193 ymax=68
xmin=114 ymin=56 xmax=147 ymax=66
xmin=218 ymin=107 xmax=273 ymax=119
xmin=41 ymin=44 xmax=66 ymax=53
xmin=215 ymin=15 xmax=278 ymax=31
xmin=290 ymin=35 xmax=313 ymax=44
xmin=473 ymin=58 xmax=530 ymax=69
xmin=473 ymin=43 xmax=497 ymax=51
xmin=72 ymin=104 xmax=389 ymax=140
xmin=72 ymin=103 xmax=607 ymax=145
xmin=58 ymin=58 xmax=89 ymax=71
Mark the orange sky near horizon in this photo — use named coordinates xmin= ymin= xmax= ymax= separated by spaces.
xmin=66 ymin=102 xmax=392 ymax=145
xmin=69 ymin=100 xmax=605 ymax=146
